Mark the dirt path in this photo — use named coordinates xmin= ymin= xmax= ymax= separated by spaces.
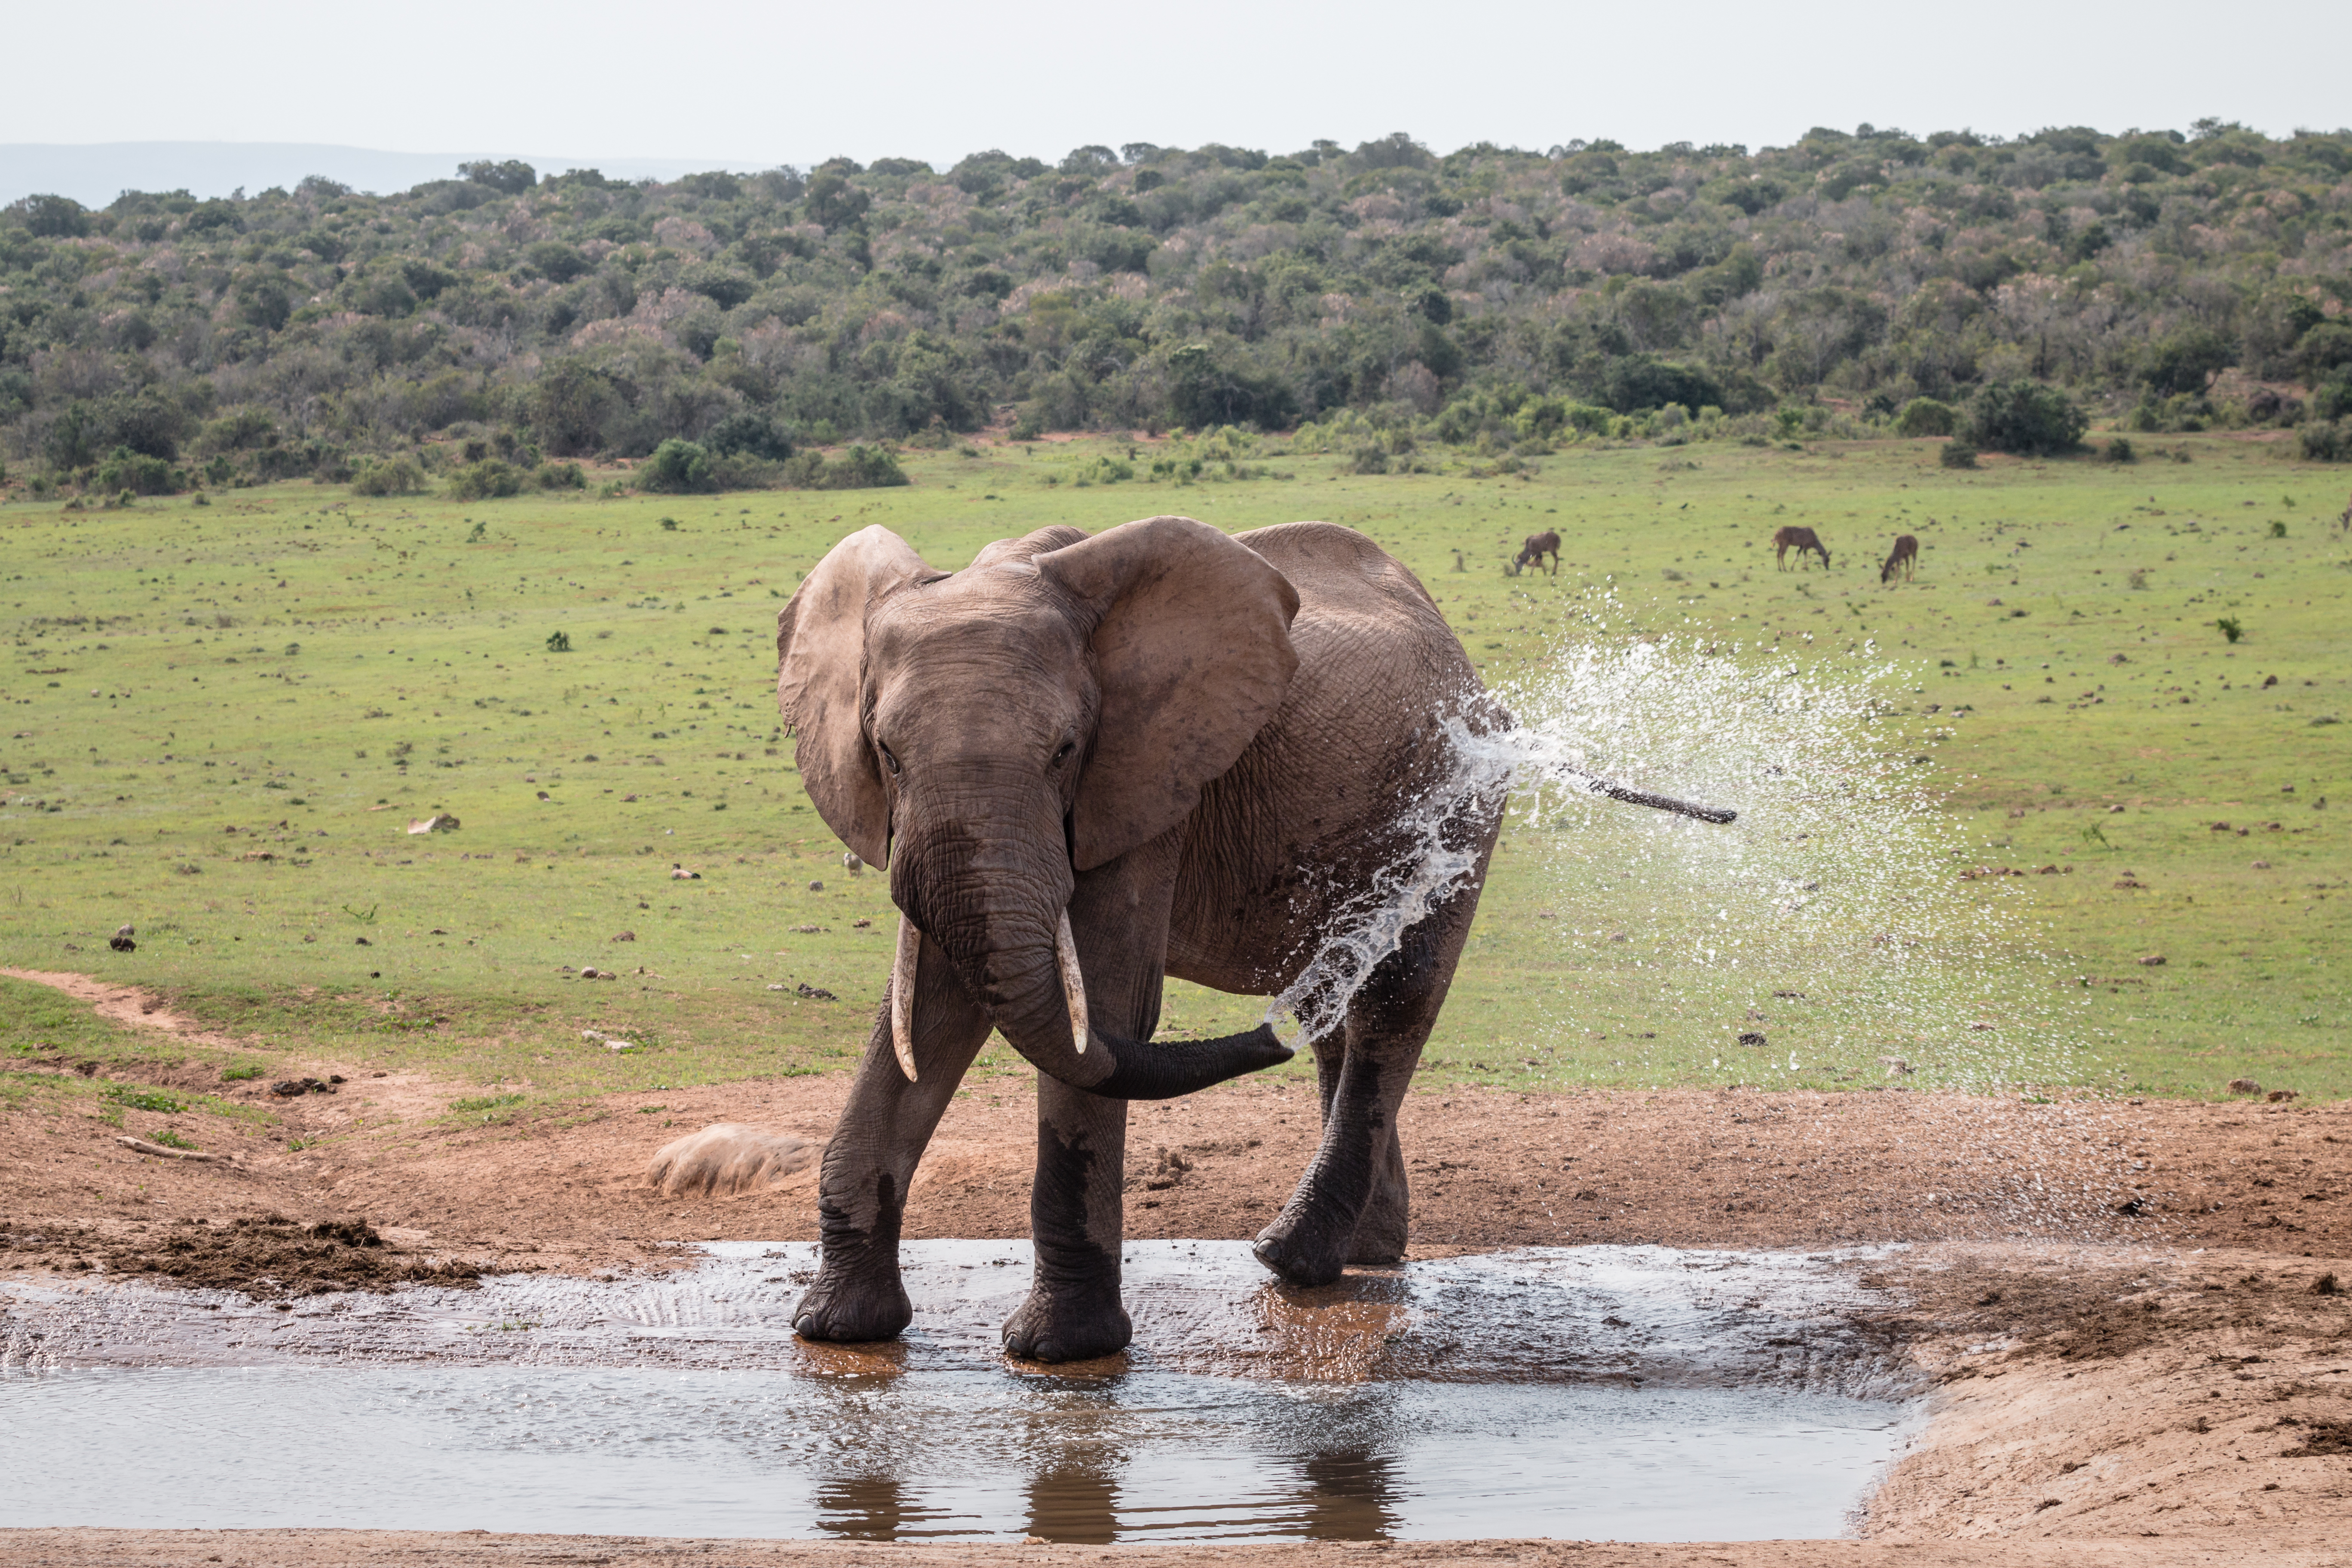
xmin=0 ymin=966 xmax=247 ymax=1047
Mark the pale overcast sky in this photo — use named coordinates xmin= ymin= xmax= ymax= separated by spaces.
xmin=4 ymin=0 xmax=2340 ymax=176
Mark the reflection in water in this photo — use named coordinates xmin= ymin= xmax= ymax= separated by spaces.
xmin=815 ymin=1473 xmax=912 ymax=1539
xmin=1295 ymin=1448 xmax=1401 ymax=1541
xmin=0 ymin=1242 xmax=1925 ymax=1545
xmin=1026 ymin=1462 xmax=1122 ymax=1544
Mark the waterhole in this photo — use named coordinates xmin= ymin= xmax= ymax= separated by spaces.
xmin=1 ymin=1242 xmax=1922 ymax=1542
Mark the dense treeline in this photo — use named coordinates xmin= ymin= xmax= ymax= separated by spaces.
xmin=5 ymin=121 xmax=2352 ymax=494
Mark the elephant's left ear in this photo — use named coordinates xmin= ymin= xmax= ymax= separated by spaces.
xmin=778 ymin=525 xmax=934 ymax=867
xmin=1038 ymin=515 xmax=1300 ymax=871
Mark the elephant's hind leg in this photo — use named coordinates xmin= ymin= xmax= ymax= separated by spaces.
xmin=793 ymin=931 xmax=990 ymax=1343
xmin=1253 ymin=858 xmax=1489 ymax=1286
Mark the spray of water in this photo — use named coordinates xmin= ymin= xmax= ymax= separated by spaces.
xmin=1268 ymin=623 xmax=2090 ymax=1100
xmin=1262 ymin=605 xmax=2135 ymax=1238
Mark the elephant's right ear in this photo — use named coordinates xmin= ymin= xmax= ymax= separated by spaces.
xmin=777 ymin=525 xmax=933 ymax=867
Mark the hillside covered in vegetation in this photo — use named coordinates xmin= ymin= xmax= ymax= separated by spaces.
xmin=4 ymin=122 xmax=2351 ymax=493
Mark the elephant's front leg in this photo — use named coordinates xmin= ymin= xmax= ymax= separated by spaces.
xmin=999 ymin=833 xmax=1178 ymax=1363
xmin=1000 ymin=1074 xmax=1132 ymax=1362
xmin=793 ymin=931 xmax=990 ymax=1343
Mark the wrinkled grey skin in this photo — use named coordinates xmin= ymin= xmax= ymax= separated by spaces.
xmin=775 ymin=516 xmax=1503 ymax=1362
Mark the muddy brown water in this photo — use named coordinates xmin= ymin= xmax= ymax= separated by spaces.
xmin=0 ymin=1242 xmax=1922 ymax=1542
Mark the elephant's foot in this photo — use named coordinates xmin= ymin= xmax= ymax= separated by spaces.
xmin=1252 ymin=1209 xmax=1350 ymax=1288
xmin=1001 ymin=1284 xmax=1132 ymax=1363
xmin=1347 ymin=1167 xmax=1410 ymax=1265
xmin=1346 ymin=1212 xmax=1407 ymax=1266
xmin=790 ymin=1259 xmax=912 ymax=1344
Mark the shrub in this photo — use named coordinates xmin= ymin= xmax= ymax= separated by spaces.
xmin=640 ymin=438 xmax=716 ymax=493
xmin=2104 ymin=437 xmax=2136 ymax=463
xmin=545 ymin=630 xmax=572 ymax=652
xmin=2215 ymin=617 xmax=2244 ymax=643
xmin=21 ymin=193 xmax=92 ymax=237
xmin=2299 ymin=421 xmax=2346 ymax=462
xmin=1939 ymin=441 xmax=1978 ymax=469
xmin=352 ymin=456 xmax=427 ymax=496
xmin=94 ymin=446 xmax=178 ymax=495
xmin=445 ymin=459 xmax=525 ymax=499
xmin=781 ymin=444 xmax=908 ymax=490
xmin=1966 ymin=380 xmax=2087 ymax=455
xmin=459 ymin=159 xmax=537 ymax=194
xmin=1894 ymin=397 xmax=1959 ymax=438
xmin=704 ymin=410 xmax=794 ymax=461
xmin=534 ymin=461 xmax=586 ymax=490
xmin=2141 ymin=327 xmax=2235 ymax=397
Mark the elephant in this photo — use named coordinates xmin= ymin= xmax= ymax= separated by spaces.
xmin=774 ymin=514 xmax=1729 ymax=1363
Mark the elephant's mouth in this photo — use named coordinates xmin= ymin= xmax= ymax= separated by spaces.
xmin=887 ymin=909 xmax=1089 ymax=1081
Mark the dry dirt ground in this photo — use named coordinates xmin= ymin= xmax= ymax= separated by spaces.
xmin=5 ymin=974 xmax=2351 ymax=1568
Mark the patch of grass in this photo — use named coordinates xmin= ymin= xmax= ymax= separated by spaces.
xmin=0 ymin=438 xmax=2342 ymax=1102
xmin=450 ymin=1092 xmax=527 ymax=1113
xmin=103 ymin=1084 xmax=184 ymax=1114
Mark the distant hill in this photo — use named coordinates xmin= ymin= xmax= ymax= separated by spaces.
xmin=0 ymin=143 xmax=760 ymax=207
xmin=3 ymin=126 xmax=2349 ymax=495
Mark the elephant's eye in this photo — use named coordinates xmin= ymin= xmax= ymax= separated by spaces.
xmin=1050 ymin=741 xmax=1075 ymax=769
xmin=877 ymin=742 xmax=901 ymax=775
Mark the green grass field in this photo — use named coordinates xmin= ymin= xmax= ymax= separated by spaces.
xmin=3 ymin=432 xmax=2344 ymax=1132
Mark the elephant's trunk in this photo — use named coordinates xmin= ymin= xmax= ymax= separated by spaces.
xmin=890 ymin=818 xmax=1289 ymax=1098
xmin=980 ymin=919 xmax=1292 ymax=1100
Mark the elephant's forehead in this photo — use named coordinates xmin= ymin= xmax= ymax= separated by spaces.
xmin=870 ymin=571 xmax=1075 ymax=652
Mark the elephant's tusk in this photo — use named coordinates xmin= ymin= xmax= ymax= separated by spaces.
xmin=1055 ymin=909 xmax=1090 ymax=1056
xmin=890 ymin=916 xmax=921 ymax=1082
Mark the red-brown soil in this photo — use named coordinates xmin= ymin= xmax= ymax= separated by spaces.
xmin=5 ymin=974 xmax=2351 ymax=1566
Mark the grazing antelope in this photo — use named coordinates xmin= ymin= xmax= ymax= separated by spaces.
xmin=1509 ymin=530 xmax=1561 ymax=576
xmin=1771 ymin=525 xmax=1831 ymax=571
xmin=1880 ymin=533 xmax=1920 ymax=583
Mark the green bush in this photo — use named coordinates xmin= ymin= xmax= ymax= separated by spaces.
xmin=534 ymin=460 xmax=586 ymax=490
xmin=781 ymin=444 xmax=909 ymax=490
xmin=1894 ymin=397 xmax=1959 ymax=437
xmin=445 ymin=459 xmax=525 ymax=499
xmin=94 ymin=446 xmax=178 ymax=495
xmin=459 ymin=159 xmax=537 ymax=194
xmin=352 ymin=456 xmax=428 ymax=496
xmin=2299 ymin=421 xmax=2346 ymax=462
xmin=704 ymin=410 xmax=794 ymax=461
xmin=2103 ymin=436 xmax=2136 ymax=463
xmin=1939 ymin=440 xmax=1979 ymax=469
xmin=1966 ymin=380 xmax=2087 ymax=455
xmin=21 ymin=193 xmax=92 ymax=237
xmin=641 ymin=438 xmax=717 ymax=493
xmin=2141 ymin=327 xmax=2234 ymax=397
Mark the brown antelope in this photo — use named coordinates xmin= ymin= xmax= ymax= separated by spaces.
xmin=1771 ymin=525 xmax=1831 ymax=571
xmin=1880 ymin=533 xmax=1919 ymax=583
xmin=1508 ymin=530 xmax=1561 ymax=576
